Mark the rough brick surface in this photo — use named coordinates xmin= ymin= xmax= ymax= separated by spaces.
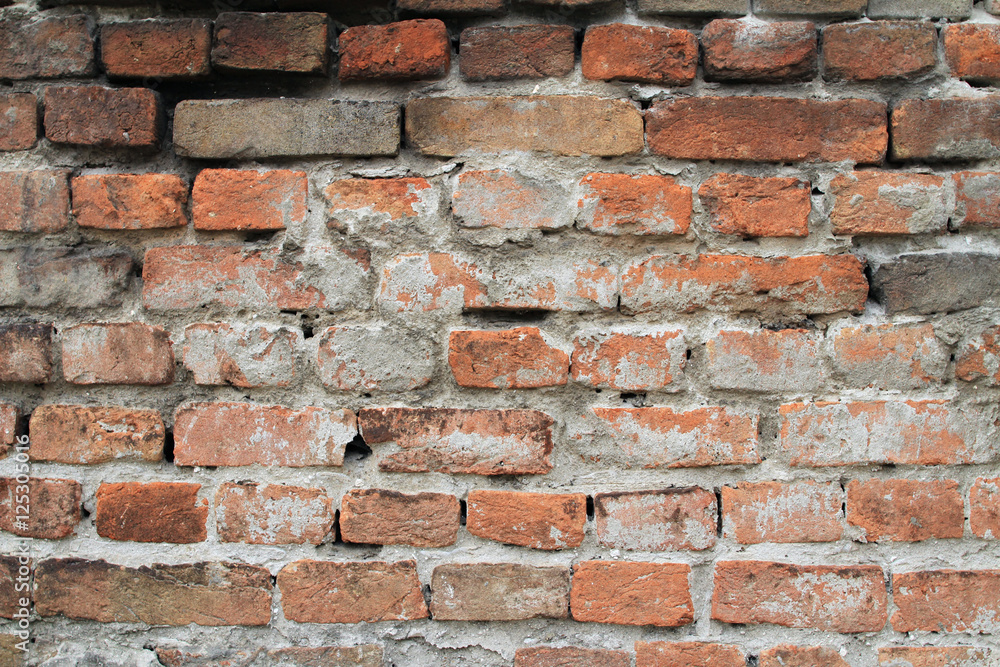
xmin=0 ymin=248 xmax=133 ymax=309
xmin=213 ymin=12 xmax=329 ymax=74
xmin=868 ymin=0 xmax=971 ymax=19
xmin=0 ymin=477 xmax=80 ymax=540
xmin=515 ymin=647 xmax=629 ymax=667
xmin=452 ymin=170 xmax=572 ymax=230
xmin=638 ymin=0 xmax=746 ymax=13
xmin=95 ymin=482 xmax=207 ymax=543
xmin=0 ymin=556 xmax=24 ymax=619
xmin=316 ymin=324 xmax=435 ymax=392
xmin=157 ymin=646 xmax=384 ymax=667
xmin=325 ymin=177 xmax=434 ymax=231
xmin=581 ymin=24 xmax=697 ymax=85
xmin=340 ymin=489 xmax=459 ymax=547
xmin=702 ymin=19 xmax=817 ymax=82
xmin=0 ymin=324 xmax=53 ymax=384
xmin=832 ymin=323 xmax=947 ymax=389
xmin=823 ymin=21 xmax=937 ymax=80
xmin=756 ymin=0 xmax=865 ymax=14
xmin=954 ymin=171 xmax=1000 ymax=229
xmin=571 ymin=328 xmax=685 ymax=391
xmin=339 ymin=19 xmax=449 ymax=81
xmin=72 ymin=174 xmax=188 ymax=230
xmin=635 ymin=642 xmax=745 ymax=667
xmin=891 ymin=570 xmax=1000 ymax=633
xmin=466 ymin=490 xmax=586 ymax=550
xmin=0 ymin=170 xmax=69 ymax=233
xmin=571 ymin=561 xmax=693 ymax=627
xmin=892 ymin=98 xmax=1000 ymax=161
xmin=706 ymin=329 xmax=823 ymax=392
xmin=847 ymin=479 xmax=964 ymax=542
xmin=430 ymin=563 xmax=569 ymax=621
xmin=399 ymin=0 xmax=505 ymax=12
xmin=460 ymin=25 xmax=574 ymax=80
xmin=216 ymin=483 xmax=332 ymax=545
xmin=449 ymin=328 xmax=569 ymax=389
xmin=44 ymin=86 xmax=163 ymax=149
xmin=971 ymin=477 xmax=1000 ymax=539
xmin=946 ymin=24 xmax=1000 ymax=85
xmin=182 ymin=323 xmax=298 ymax=388
xmin=62 ymin=323 xmax=174 ymax=385
xmin=595 ymin=488 xmax=716 ymax=551
xmin=0 ymin=404 xmax=16 ymax=458
xmin=0 ymin=16 xmax=95 ymax=79
xmin=871 ymin=252 xmax=1000 ymax=314
xmin=192 ymin=169 xmax=307 ymax=231
xmin=760 ymin=646 xmax=850 ymax=667
xmin=723 ymin=481 xmax=844 ymax=544
xmin=878 ymin=647 xmax=997 ymax=666
xmin=0 ymin=94 xmax=38 ymax=151
xmin=28 ymin=405 xmax=164 ymax=464
xmin=699 ymin=174 xmax=810 ymax=237
xmin=830 ymin=172 xmax=947 ymax=235
xmin=576 ymin=173 xmax=691 ymax=236
xmin=101 ymin=19 xmax=211 ymax=79
xmin=958 ymin=327 xmax=1000 ymax=385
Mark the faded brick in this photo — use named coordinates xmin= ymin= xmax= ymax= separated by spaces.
xmin=699 ymin=174 xmax=810 ymax=238
xmin=702 ymin=19 xmax=817 ymax=82
xmin=636 ymin=642 xmax=746 ymax=667
xmin=755 ymin=0 xmax=865 ymax=15
xmin=706 ymin=329 xmax=824 ymax=392
xmin=72 ymin=174 xmax=188 ymax=230
xmin=339 ymin=19 xmax=449 ymax=81
xmin=95 ymin=482 xmax=207 ymax=543
xmin=581 ymin=23 xmax=697 ymax=85
xmin=824 ymin=21 xmax=937 ymax=81
xmin=398 ymin=0 xmax=505 ymax=13
xmin=958 ymin=327 xmax=1000 ymax=385
xmin=830 ymin=172 xmax=947 ymax=235
xmin=832 ymin=323 xmax=947 ymax=390
xmin=449 ymin=328 xmax=569 ymax=389
xmin=0 ymin=16 xmax=94 ymax=79
xmin=213 ymin=12 xmax=329 ymax=74
xmin=892 ymin=98 xmax=1000 ymax=161
xmin=515 ymin=647 xmax=629 ymax=667
xmin=595 ymin=488 xmax=716 ymax=551
xmin=879 ymin=647 xmax=997 ymax=667
xmin=28 ymin=405 xmax=163 ymax=464
xmin=0 ymin=248 xmax=132 ymax=309
xmin=156 ymin=646 xmax=384 ymax=667
xmin=971 ymin=477 xmax=1000 ymax=539
xmin=571 ymin=561 xmax=693 ymax=627
xmin=453 ymin=170 xmax=572 ymax=230
xmin=954 ymin=172 xmax=1000 ymax=229
xmin=317 ymin=324 xmax=435 ymax=392
xmin=0 ymin=557 xmax=24 ymax=619
xmin=571 ymin=328 xmax=685 ymax=391
xmin=637 ymin=0 xmax=747 ymax=14
xmin=760 ymin=646 xmax=850 ymax=667
xmin=62 ymin=323 xmax=174 ymax=385
xmin=576 ymin=173 xmax=691 ymax=236
xmin=723 ymin=481 xmax=844 ymax=544
xmin=325 ymin=177 xmax=434 ymax=232
xmin=460 ymin=25 xmax=574 ymax=80
xmin=847 ymin=479 xmax=964 ymax=542
xmin=871 ymin=252 xmax=1000 ymax=314
xmin=183 ymin=323 xmax=298 ymax=388
xmin=44 ymin=86 xmax=163 ymax=149
xmin=192 ymin=169 xmax=307 ymax=231
xmin=0 ymin=170 xmax=69 ymax=233
xmin=466 ymin=490 xmax=586 ymax=550
xmin=0 ymin=94 xmax=38 ymax=151
xmin=0 ymin=323 xmax=52 ymax=384
xmin=0 ymin=404 xmax=16 ymax=459
xmin=430 ymin=563 xmax=569 ymax=621
xmin=101 ymin=19 xmax=211 ymax=79
xmin=339 ymin=489 xmax=460 ymax=547
xmin=216 ymin=483 xmax=333 ymax=545
xmin=892 ymin=570 xmax=1000 ymax=633
xmin=0 ymin=478 xmax=80 ymax=540
xmin=868 ymin=0 xmax=971 ymax=19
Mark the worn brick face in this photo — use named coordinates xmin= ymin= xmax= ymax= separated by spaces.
xmin=595 ymin=488 xmax=716 ymax=551
xmin=95 ymin=482 xmax=207 ymax=543
xmin=182 ymin=323 xmax=298 ymax=388
xmin=192 ymin=169 xmax=307 ymax=231
xmin=635 ymin=642 xmax=745 ymax=667
xmin=0 ymin=403 xmax=17 ymax=458
xmin=0 ymin=16 xmax=95 ymax=79
xmin=706 ymin=329 xmax=824 ymax=392
xmin=467 ymin=490 xmax=586 ymax=550
xmin=44 ymin=86 xmax=163 ymax=149
xmin=515 ymin=647 xmax=629 ymax=667
xmin=760 ymin=646 xmax=850 ymax=667
xmin=954 ymin=171 xmax=1000 ymax=229
xmin=878 ymin=646 xmax=997 ymax=666
xmin=72 ymin=174 xmax=188 ymax=230
xmin=576 ymin=173 xmax=691 ymax=236
xmin=29 ymin=405 xmax=164 ymax=464
xmin=62 ymin=323 xmax=174 ymax=386
xmin=340 ymin=489 xmax=460 ymax=547
xmin=0 ymin=170 xmax=69 ymax=233
xmin=571 ymin=561 xmax=693 ymax=627
xmin=399 ymin=0 xmax=505 ymax=12
xmin=833 ymin=323 xmax=947 ymax=390
xmin=449 ymin=328 xmax=569 ymax=389
xmin=699 ymin=174 xmax=810 ymax=238
xmin=0 ymin=324 xmax=53 ymax=384
xmin=216 ymin=483 xmax=333 ymax=545
xmin=101 ymin=19 xmax=211 ymax=79
xmin=0 ymin=94 xmax=38 ymax=151
xmin=316 ymin=324 xmax=435 ymax=392
xmin=571 ymin=329 xmax=685 ymax=391
xmin=213 ymin=12 xmax=329 ymax=74
xmin=971 ymin=477 xmax=1000 ymax=539
xmin=891 ymin=569 xmax=1000 ymax=633
xmin=581 ymin=24 xmax=697 ymax=85
xmin=945 ymin=24 xmax=1000 ymax=84
xmin=823 ymin=21 xmax=937 ymax=80
xmin=339 ymin=19 xmax=449 ymax=81
xmin=0 ymin=248 xmax=133 ymax=309
xmin=847 ymin=479 xmax=964 ymax=542
xmin=430 ymin=563 xmax=569 ymax=621
xmin=830 ymin=172 xmax=947 ymax=235
xmin=0 ymin=477 xmax=80 ymax=540
xmin=460 ymin=25 xmax=575 ymax=80
xmin=892 ymin=98 xmax=1000 ymax=161
xmin=702 ymin=19 xmax=817 ymax=82
xmin=453 ymin=170 xmax=572 ymax=230
xmin=722 ymin=481 xmax=844 ymax=544
xmin=325 ymin=177 xmax=434 ymax=231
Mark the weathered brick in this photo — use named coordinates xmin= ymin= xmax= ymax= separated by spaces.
xmin=156 ymin=646 xmax=384 ymax=667
xmin=832 ymin=323 xmax=947 ymax=389
xmin=621 ymin=254 xmax=868 ymax=316
xmin=0 ymin=248 xmax=132 ymax=309
xmin=879 ymin=647 xmax=997 ymax=667
xmin=339 ymin=489 xmax=460 ymax=547
xmin=44 ymin=86 xmax=163 ymax=149
xmin=406 ymin=96 xmax=643 ymax=157
xmin=35 ymin=559 xmax=272 ymax=625
xmin=183 ymin=323 xmax=298 ymax=388
xmin=359 ymin=407 xmax=553 ymax=475
xmin=325 ymin=177 xmax=434 ymax=232
xmin=460 ymin=25 xmax=574 ymax=80
xmin=0 ymin=324 xmax=52 ymax=384
xmin=453 ymin=170 xmax=572 ymax=230
xmin=871 ymin=252 xmax=1000 ymax=314
xmin=946 ymin=24 xmax=1000 ymax=85
xmin=430 ymin=563 xmax=569 ymax=621
xmin=868 ymin=0 xmax=971 ymax=19
xmin=101 ymin=19 xmax=211 ymax=79
xmin=0 ymin=556 xmax=26 ymax=619
xmin=173 ymin=99 xmax=400 ymax=159
xmin=647 ymin=97 xmax=887 ymax=163
xmin=576 ymin=173 xmax=691 ymax=236
xmin=213 ymin=12 xmax=329 ymax=74
xmin=317 ymin=324 xmax=435 ymax=392
xmin=699 ymin=174 xmax=810 ymax=238
xmin=958 ymin=327 xmax=1000 ymax=385
xmin=637 ymin=0 xmax=747 ymax=14
xmin=0 ymin=16 xmax=94 ymax=79
xmin=62 ymin=323 xmax=174 ymax=386
xmin=398 ymin=0 xmax=506 ymax=13
xmin=192 ymin=169 xmax=306 ymax=231
xmin=28 ymin=405 xmax=163 ymax=464
xmin=595 ymin=488 xmax=716 ymax=551
xmin=216 ymin=482 xmax=333 ymax=545
xmin=702 ymin=20 xmax=817 ymax=82
xmin=760 ymin=646 xmax=849 ymax=667
xmin=571 ymin=561 xmax=693 ymax=627
xmin=72 ymin=174 xmax=188 ymax=230
xmin=847 ymin=479 xmax=964 ymax=542
xmin=278 ymin=560 xmax=428 ymax=623
xmin=96 ymin=482 xmax=207 ymax=543
xmin=635 ymin=642 xmax=745 ymax=667
xmin=515 ymin=647 xmax=629 ymax=667
xmin=823 ymin=21 xmax=937 ymax=81
xmin=722 ymin=481 xmax=844 ymax=544
xmin=0 ymin=404 xmax=16 ymax=458
xmin=713 ymin=561 xmax=887 ymax=632
xmin=0 ymin=478 xmax=80 ymax=540
xmin=467 ymin=490 xmax=586 ymax=550
xmin=706 ymin=329 xmax=823 ymax=392
xmin=971 ymin=477 xmax=1000 ymax=539
xmin=0 ymin=94 xmax=38 ymax=151
xmin=830 ymin=172 xmax=946 ymax=235
xmin=581 ymin=24 xmax=697 ymax=85
xmin=954 ymin=172 xmax=1000 ymax=229
xmin=174 ymin=403 xmax=356 ymax=467
xmin=339 ymin=19 xmax=449 ymax=81
xmin=755 ymin=0 xmax=865 ymax=15
xmin=892 ymin=98 xmax=1000 ymax=161
xmin=449 ymin=328 xmax=569 ymax=389
xmin=892 ymin=570 xmax=1000 ymax=633
xmin=0 ymin=170 xmax=69 ymax=233
xmin=571 ymin=328 xmax=685 ymax=391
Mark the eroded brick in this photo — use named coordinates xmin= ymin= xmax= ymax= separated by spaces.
xmin=595 ymin=488 xmax=716 ymax=551
xmin=892 ymin=570 xmax=1000 ymax=633
xmin=706 ymin=329 xmax=823 ymax=392
xmin=325 ymin=177 xmax=434 ymax=232
xmin=28 ymin=405 xmax=163 ymax=464
xmin=317 ymin=324 xmax=435 ymax=392
xmin=0 ymin=478 xmax=80 ymax=540
xmin=847 ymin=479 xmax=964 ymax=542
xmin=832 ymin=323 xmax=947 ymax=389
xmin=339 ymin=19 xmax=449 ymax=81
xmin=515 ymin=647 xmax=629 ymax=667
xmin=723 ymin=481 xmax=844 ymax=544
xmin=339 ymin=489 xmax=460 ymax=547
xmin=892 ymin=98 xmax=1000 ymax=161
xmin=44 ymin=86 xmax=163 ymax=149
xmin=460 ymin=25 xmax=574 ymax=80
xmin=183 ymin=323 xmax=299 ymax=388
xmin=216 ymin=483 xmax=333 ymax=545
xmin=0 ymin=248 xmax=132 ymax=309
xmin=878 ymin=646 xmax=997 ymax=666
xmin=62 ymin=323 xmax=174 ymax=386
xmin=0 ymin=323 xmax=53 ymax=384
xmin=581 ymin=23 xmax=697 ymax=85
xmin=72 ymin=174 xmax=188 ymax=230
xmin=760 ymin=646 xmax=849 ymax=667
xmin=430 ymin=563 xmax=569 ymax=621
xmin=702 ymin=19 xmax=817 ymax=82
xmin=756 ymin=0 xmax=865 ymax=15
xmin=699 ymin=174 xmax=810 ymax=238
xmin=0 ymin=170 xmax=69 ymax=233
xmin=571 ymin=561 xmax=693 ymax=627
xmin=96 ymin=482 xmax=207 ymax=543
xmin=453 ymin=170 xmax=572 ymax=230
xmin=0 ymin=16 xmax=95 ymax=79
xmin=571 ymin=329 xmax=685 ymax=391
xmin=101 ymin=19 xmax=211 ymax=79
xmin=576 ymin=173 xmax=691 ymax=236
xmin=0 ymin=94 xmax=38 ymax=151
xmin=213 ymin=12 xmax=329 ymax=74
xmin=954 ymin=172 xmax=1000 ymax=229
xmin=192 ymin=169 xmax=307 ymax=231
xmin=449 ymin=328 xmax=569 ymax=389
xmin=830 ymin=172 xmax=947 ymax=235
xmin=635 ymin=642 xmax=745 ymax=667
xmin=971 ymin=477 xmax=1000 ymax=539
xmin=824 ymin=21 xmax=937 ymax=81
xmin=467 ymin=490 xmax=586 ymax=550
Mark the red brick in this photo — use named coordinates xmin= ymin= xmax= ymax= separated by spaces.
xmin=954 ymin=171 xmax=1000 ymax=229
xmin=156 ymin=646 xmax=384 ymax=667
xmin=0 ymin=16 xmax=95 ymax=79
xmin=216 ymin=482 xmax=333 ymax=545
xmin=44 ymin=86 xmax=163 ymax=149
xmin=0 ymin=556 xmax=27 ymax=619
xmin=699 ymin=174 xmax=810 ymax=238
xmin=28 ymin=405 xmax=163 ymax=464
xmin=971 ymin=477 xmax=1000 ymax=539
xmin=174 ymin=402 xmax=357 ymax=467
xmin=0 ymin=170 xmax=69 ymax=233
xmin=879 ymin=646 xmax=997 ymax=666
xmin=72 ymin=174 xmax=187 ymax=230
xmin=278 ymin=560 xmax=428 ymax=623
xmin=706 ymin=329 xmax=824 ymax=392
xmin=359 ymin=407 xmax=553 ymax=475
xmin=582 ymin=23 xmax=696 ymax=85
xmin=571 ymin=561 xmax=692 ymax=627
xmin=0 ymin=477 xmax=80 ymax=540
xmin=712 ymin=561 xmax=887 ymax=632
xmin=0 ymin=403 xmax=16 ymax=458
xmin=449 ymin=328 xmax=569 ymax=389
xmin=0 ymin=323 xmax=52 ymax=384
xmin=647 ymin=97 xmax=887 ymax=163
xmin=892 ymin=570 xmax=1000 ymax=633
xmin=339 ymin=489 xmax=460 ymax=547
xmin=101 ymin=19 xmax=211 ymax=79
xmin=316 ymin=324 xmax=435 ymax=392
xmin=0 ymin=94 xmax=38 ymax=151
xmin=760 ymin=645 xmax=849 ymax=667
xmin=213 ymin=12 xmax=329 ymax=74
xmin=621 ymin=254 xmax=868 ymax=316
xmin=467 ymin=490 xmax=586 ymax=550
xmin=847 ymin=479 xmax=964 ymax=542
xmin=830 ymin=171 xmax=947 ymax=235
xmin=892 ymin=98 xmax=1000 ymax=161
xmin=595 ymin=488 xmax=716 ymax=551
xmin=325 ymin=177 xmax=434 ymax=230
xmin=702 ymin=19 xmax=817 ymax=82
xmin=722 ymin=481 xmax=844 ymax=544
xmin=35 ymin=559 xmax=272 ymax=626
xmin=460 ymin=25 xmax=574 ymax=80
xmin=945 ymin=24 xmax=1000 ymax=84
xmin=430 ymin=563 xmax=569 ymax=621
xmin=95 ymin=482 xmax=207 ymax=544
xmin=833 ymin=323 xmax=947 ymax=390
xmin=452 ymin=170 xmax=572 ymax=230
xmin=192 ymin=169 xmax=306 ymax=231
xmin=339 ymin=19 xmax=449 ymax=81
xmin=957 ymin=326 xmax=1000 ymax=385
xmin=515 ymin=647 xmax=629 ymax=667
xmin=823 ymin=21 xmax=937 ymax=80
xmin=183 ymin=323 xmax=298 ymax=388
xmin=571 ymin=328 xmax=685 ymax=391
xmin=398 ymin=0 xmax=506 ymax=13
xmin=636 ymin=642 xmax=745 ymax=667
xmin=62 ymin=323 xmax=174 ymax=385
xmin=576 ymin=173 xmax=691 ymax=236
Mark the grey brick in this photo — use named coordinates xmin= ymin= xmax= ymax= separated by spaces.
xmin=638 ymin=0 xmax=747 ymax=15
xmin=871 ymin=252 xmax=1000 ymax=314
xmin=867 ymin=0 xmax=970 ymax=18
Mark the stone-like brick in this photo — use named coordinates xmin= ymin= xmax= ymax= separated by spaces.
xmin=339 ymin=19 xmax=449 ymax=81
xmin=755 ymin=0 xmax=865 ymax=15
xmin=868 ymin=0 xmax=971 ymax=19
xmin=35 ymin=559 xmax=272 ymax=625
xmin=325 ymin=177 xmax=434 ymax=232
xmin=399 ymin=0 xmax=506 ymax=13
xmin=173 ymin=99 xmax=400 ymax=159
xmin=576 ymin=173 xmax=691 ymax=236
xmin=467 ymin=490 xmax=586 ymax=550
xmin=316 ymin=324 xmax=435 ymax=392
xmin=183 ymin=323 xmax=298 ymax=388
xmin=0 ymin=94 xmax=38 ymax=151
xmin=406 ymin=96 xmax=643 ymax=157
xmin=28 ymin=405 xmax=163 ymax=464
xmin=339 ymin=489 xmax=460 ymax=547
xmin=515 ymin=647 xmax=629 ymax=667
xmin=571 ymin=328 xmax=685 ymax=391
xmin=595 ymin=488 xmax=716 ymax=551
xmin=571 ymin=561 xmax=693 ymax=627
xmin=0 ymin=248 xmax=132 ymax=309
xmin=702 ymin=19 xmax=817 ymax=82
xmin=453 ymin=170 xmax=571 ymax=230
xmin=830 ymin=172 xmax=947 ymax=235
xmin=101 ymin=19 xmax=211 ymax=79
xmin=621 ymin=254 xmax=867 ymax=316
xmin=0 ymin=324 xmax=52 ymax=384
xmin=213 ymin=12 xmax=329 ymax=74
xmin=706 ymin=329 xmax=823 ymax=392
xmin=72 ymin=174 xmax=188 ymax=230
xmin=192 ymin=169 xmax=306 ymax=231
xmin=892 ymin=98 xmax=1000 ymax=161
xmin=713 ymin=561 xmax=887 ymax=632
xmin=878 ymin=647 xmax=996 ymax=667
xmin=760 ymin=646 xmax=849 ymax=667
xmin=635 ymin=642 xmax=746 ymax=667
xmin=946 ymin=25 xmax=1000 ymax=84
xmin=647 ymin=97 xmax=887 ymax=163
xmin=62 ymin=323 xmax=174 ymax=385
xmin=971 ymin=477 xmax=1000 ymax=539
xmin=954 ymin=172 xmax=1000 ymax=229
xmin=823 ymin=21 xmax=937 ymax=81
xmin=95 ymin=482 xmax=207 ymax=543
xmin=278 ymin=560 xmax=428 ymax=623
xmin=0 ymin=16 xmax=95 ymax=79
xmin=637 ymin=0 xmax=747 ymax=14
xmin=581 ymin=24 xmax=697 ymax=85
xmin=832 ymin=323 xmax=947 ymax=390
xmin=359 ymin=407 xmax=553 ymax=475
xmin=449 ymin=328 xmax=569 ymax=389
xmin=157 ymin=646 xmax=384 ymax=667
xmin=174 ymin=403 xmax=356 ymax=468
xmin=892 ymin=570 xmax=1000 ymax=633
xmin=460 ymin=25 xmax=574 ymax=80
xmin=430 ymin=563 xmax=569 ymax=621
xmin=871 ymin=252 xmax=1000 ymax=314
xmin=0 ymin=170 xmax=69 ymax=233
xmin=44 ymin=86 xmax=163 ymax=149
xmin=216 ymin=483 xmax=333 ymax=545
xmin=699 ymin=174 xmax=810 ymax=238
xmin=847 ymin=479 xmax=964 ymax=542
xmin=722 ymin=481 xmax=844 ymax=544
xmin=0 ymin=477 xmax=80 ymax=540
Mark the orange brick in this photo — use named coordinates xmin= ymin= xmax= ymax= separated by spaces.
xmin=72 ymin=174 xmax=188 ymax=229
xmin=847 ymin=479 xmax=964 ymax=542
xmin=830 ymin=171 xmax=947 ymax=235
xmin=594 ymin=488 xmax=716 ymax=551
xmin=706 ymin=329 xmax=823 ymax=392
xmin=582 ymin=23 xmax=697 ymax=85
xmin=636 ymin=642 xmax=745 ymax=667
xmin=892 ymin=569 xmax=1000 ymax=633
xmin=945 ymin=24 xmax=1000 ymax=84
xmin=971 ymin=477 xmax=1000 ymax=539
xmin=722 ymin=481 xmax=844 ymax=544
xmin=832 ymin=323 xmax=947 ymax=390
xmin=892 ymin=98 xmax=1000 ymax=161
xmin=702 ymin=19 xmax=817 ymax=82
xmin=760 ymin=645 xmax=849 ymax=667
xmin=571 ymin=561 xmax=693 ymax=627
xmin=192 ymin=169 xmax=307 ymax=231
xmin=449 ymin=328 xmax=569 ymax=389
xmin=0 ymin=477 xmax=80 ymax=540
xmin=62 ymin=323 xmax=174 ymax=386
xmin=44 ymin=86 xmax=163 ymax=149
xmin=0 ymin=323 xmax=53 ymax=383
xmin=699 ymin=174 xmax=810 ymax=237
xmin=571 ymin=329 xmax=685 ymax=391
xmin=95 ymin=482 xmax=207 ymax=543
xmin=823 ymin=21 xmax=937 ymax=81
xmin=339 ymin=19 xmax=449 ymax=81
xmin=325 ymin=177 xmax=433 ymax=230
xmin=0 ymin=403 xmax=16 ymax=458
xmin=216 ymin=483 xmax=333 ymax=545
xmin=466 ymin=490 xmax=586 ymax=550
xmin=956 ymin=326 xmax=1000 ymax=385
xmin=28 ymin=405 xmax=163 ymax=464
xmin=0 ymin=93 xmax=38 ymax=151
xmin=953 ymin=171 xmax=1000 ymax=229
xmin=339 ymin=489 xmax=460 ymax=547
xmin=0 ymin=170 xmax=68 ymax=233
xmin=101 ymin=19 xmax=211 ymax=79
xmin=453 ymin=170 xmax=572 ymax=230
xmin=576 ymin=173 xmax=691 ymax=236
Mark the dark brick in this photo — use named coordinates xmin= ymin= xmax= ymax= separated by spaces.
xmin=213 ymin=12 xmax=329 ymax=74
xmin=101 ymin=19 xmax=211 ymax=79
xmin=892 ymin=98 xmax=1000 ymax=161
xmin=871 ymin=252 xmax=1000 ymax=314
xmin=44 ymin=86 xmax=164 ymax=149
xmin=823 ymin=22 xmax=937 ymax=81
xmin=638 ymin=0 xmax=747 ymax=14
xmin=0 ymin=15 xmax=95 ymax=79
xmin=398 ymin=0 xmax=506 ymax=13
xmin=0 ymin=247 xmax=133 ymax=309
xmin=460 ymin=25 xmax=575 ymax=80
xmin=755 ymin=0 xmax=865 ymax=15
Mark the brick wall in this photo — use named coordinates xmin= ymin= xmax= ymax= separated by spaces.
xmin=0 ymin=0 xmax=999 ymax=665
